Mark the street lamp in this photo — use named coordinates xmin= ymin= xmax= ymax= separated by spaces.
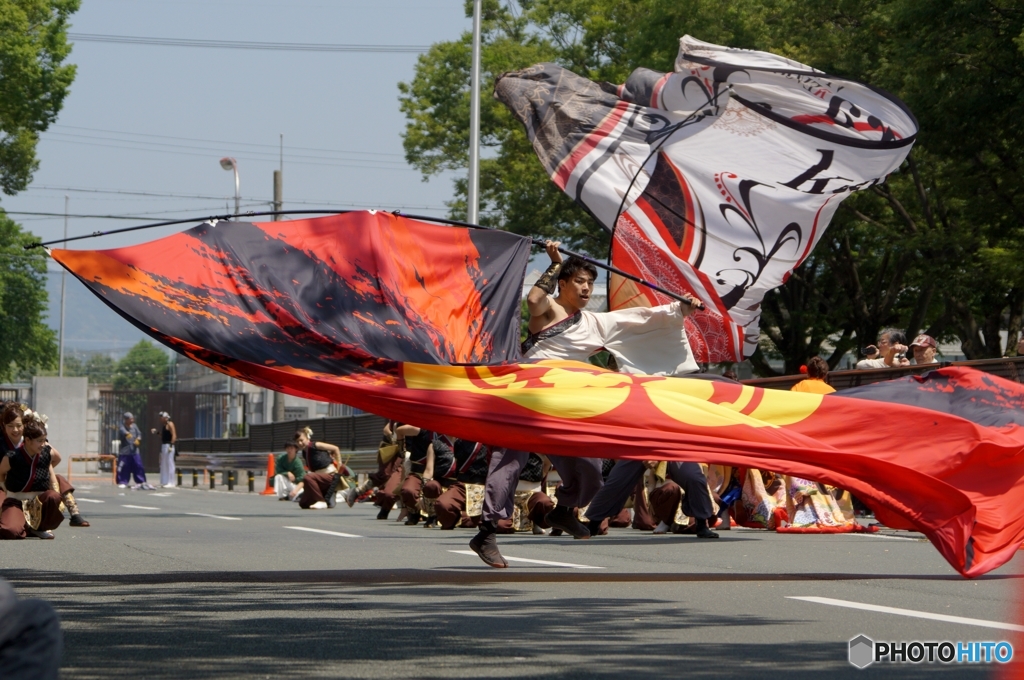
xmin=218 ymin=157 xmax=241 ymax=434
xmin=219 ymin=157 xmax=240 ymax=217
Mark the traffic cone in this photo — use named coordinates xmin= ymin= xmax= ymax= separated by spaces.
xmin=260 ymin=454 xmax=276 ymax=495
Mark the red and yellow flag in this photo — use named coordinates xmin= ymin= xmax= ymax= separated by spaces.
xmin=51 ymin=212 xmax=1024 ymax=578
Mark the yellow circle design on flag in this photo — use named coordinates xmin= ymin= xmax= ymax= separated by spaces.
xmin=641 ymin=379 xmax=822 ymax=428
xmin=402 ymin=362 xmax=633 ymax=419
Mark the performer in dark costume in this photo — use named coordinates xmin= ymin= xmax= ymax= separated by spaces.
xmin=343 ymin=420 xmax=405 ymax=518
xmin=294 ymin=429 xmax=345 ymax=509
xmin=396 ymin=424 xmax=435 ymax=525
xmin=0 ymin=416 xmax=65 ymax=539
xmin=585 ymin=460 xmax=719 ymax=538
xmin=2 ymin=405 xmax=89 ymax=527
xmin=422 ymin=436 xmax=489 ymax=530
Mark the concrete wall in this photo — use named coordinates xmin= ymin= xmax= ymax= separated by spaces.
xmin=32 ymin=377 xmax=88 ymax=478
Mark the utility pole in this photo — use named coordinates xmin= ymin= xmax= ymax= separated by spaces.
xmin=58 ymin=195 xmax=68 ymax=377
xmin=272 ymin=143 xmax=286 ymax=423
xmin=467 ymin=0 xmax=482 ymax=225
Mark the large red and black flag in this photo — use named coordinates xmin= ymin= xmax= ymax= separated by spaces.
xmin=52 ymin=211 xmax=531 ymax=387
xmin=52 ymin=211 xmax=1024 ymax=578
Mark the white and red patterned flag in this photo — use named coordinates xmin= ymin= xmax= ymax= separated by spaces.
xmin=495 ymin=36 xmax=918 ymax=362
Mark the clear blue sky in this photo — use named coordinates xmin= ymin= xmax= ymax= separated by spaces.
xmin=7 ymin=0 xmax=472 ymax=355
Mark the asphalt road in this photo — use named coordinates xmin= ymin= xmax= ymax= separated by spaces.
xmin=1 ymin=479 xmax=1020 ymax=679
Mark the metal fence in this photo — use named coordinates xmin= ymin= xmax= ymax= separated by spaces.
xmin=745 ymin=356 xmax=1024 ymax=391
xmin=177 ymin=412 xmax=387 ymax=455
xmin=99 ymin=390 xmax=229 ymax=471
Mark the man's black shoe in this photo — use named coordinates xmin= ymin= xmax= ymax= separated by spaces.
xmin=696 ymin=526 xmax=720 ymax=539
xmin=469 ymin=531 xmax=508 ymax=568
xmin=544 ymin=506 xmax=590 ymax=540
xmin=376 ymin=507 xmax=390 ymax=520
xmin=405 ymin=513 xmax=421 ymax=526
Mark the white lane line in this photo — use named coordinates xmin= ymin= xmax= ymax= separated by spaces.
xmin=847 ymin=532 xmax=921 ymax=542
xmin=284 ymin=526 xmax=363 ymax=538
xmin=449 ymin=550 xmax=603 ymax=569
xmin=121 ymin=504 xmax=160 ymax=510
xmin=787 ymin=596 xmax=1024 ymax=633
xmin=151 ymin=492 xmax=175 ymax=497
xmin=186 ymin=512 xmax=241 ymax=521
xmin=76 ymin=498 xmax=105 ymax=504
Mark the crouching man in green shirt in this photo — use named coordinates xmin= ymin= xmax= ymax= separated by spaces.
xmin=274 ymin=442 xmax=306 ymax=502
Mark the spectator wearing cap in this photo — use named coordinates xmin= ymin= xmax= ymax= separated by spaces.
xmin=151 ymin=412 xmax=177 ymax=488
xmin=910 ymin=334 xmax=939 ymax=365
xmin=273 ymin=442 xmax=306 ymax=502
xmin=117 ymin=413 xmax=154 ymax=490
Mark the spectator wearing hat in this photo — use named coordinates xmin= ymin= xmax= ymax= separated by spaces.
xmin=910 ymin=334 xmax=939 ymax=365
xmin=273 ymin=442 xmax=306 ymax=502
xmin=151 ymin=412 xmax=177 ymax=488
xmin=117 ymin=413 xmax=154 ymax=490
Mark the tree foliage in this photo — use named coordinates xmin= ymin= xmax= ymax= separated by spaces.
xmin=0 ymin=0 xmax=78 ymax=196
xmin=402 ymin=0 xmax=1024 ymax=374
xmin=113 ymin=340 xmax=169 ymax=391
xmin=63 ymin=352 xmax=116 ymax=384
xmin=0 ymin=214 xmax=56 ymax=380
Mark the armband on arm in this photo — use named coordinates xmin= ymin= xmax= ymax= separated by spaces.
xmin=534 ymin=261 xmax=562 ymax=295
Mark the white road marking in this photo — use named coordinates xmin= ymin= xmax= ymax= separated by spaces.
xmin=449 ymin=550 xmax=603 ymax=569
xmin=151 ymin=492 xmax=175 ymax=497
xmin=185 ymin=512 xmax=241 ymax=521
xmin=121 ymin=504 xmax=159 ymax=510
xmin=847 ymin=532 xmax=921 ymax=542
xmin=787 ymin=596 xmax=1024 ymax=632
xmin=76 ymin=498 xmax=105 ymax=504
xmin=284 ymin=526 xmax=362 ymax=538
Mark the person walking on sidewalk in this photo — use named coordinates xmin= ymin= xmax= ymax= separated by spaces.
xmin=117 ymin=413 xmax=154 ymax=490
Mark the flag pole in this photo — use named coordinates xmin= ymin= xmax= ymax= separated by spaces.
xmin=466 ymin=0 xmax=482 ymax=225
xmin=27 ymin=208 xmax=705 ymax=311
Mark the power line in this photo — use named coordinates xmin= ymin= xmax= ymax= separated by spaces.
xmin=68 ymin=33 xmax=431 ymax=53
xmin=27 ymin=186 xmax=240 ymax=201
xmin=38 ymin=136 xmax=420 ymax=171
xmin=52 ymin=124 xmax=405 ymax=159
xmin=42 ymin=130 xmax=409 ymax=167
xmin=19 ymin=186 xmax=455 ymax=212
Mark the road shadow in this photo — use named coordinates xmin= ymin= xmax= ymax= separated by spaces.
xmin=1 ymin=569 xmax=1001 ymax=679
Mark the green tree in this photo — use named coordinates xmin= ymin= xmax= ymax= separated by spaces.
xmin=0 ymin=0 xmax=79 ymax=195
xmin=403 ymin=0 xmax=1024 ymax=373
xmin=63 ymin=352 xmax=117 ymax=383
xmin=113 ymin=340 xmax=169 ymax=391
xmin=0 ymin=214 xmax=56 ymax=380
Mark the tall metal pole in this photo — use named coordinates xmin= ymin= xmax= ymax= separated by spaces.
xmin=232 ymin=166 xmax=240 ymax=216
xmin=467 ymin=0 xmax=482 ymax=225
xmin=220 ymin=157 xmax=240 ymax=217
xmin=272 ymin=159 xmax=285 ymax=423
xmin=58 ymin=195 xmax=68 ymax=377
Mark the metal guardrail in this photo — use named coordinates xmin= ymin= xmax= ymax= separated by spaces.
xmin=174 ymin=449 xmax=380 ymax=492
xmin=744 ymin=356 xmax=1024 ymax=391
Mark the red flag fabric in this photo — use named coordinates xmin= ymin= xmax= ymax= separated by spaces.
xmin=52 ymin=215 xmax=1024 ymax=578
xmin=52 ymin=211 xmax=532 ymax=377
